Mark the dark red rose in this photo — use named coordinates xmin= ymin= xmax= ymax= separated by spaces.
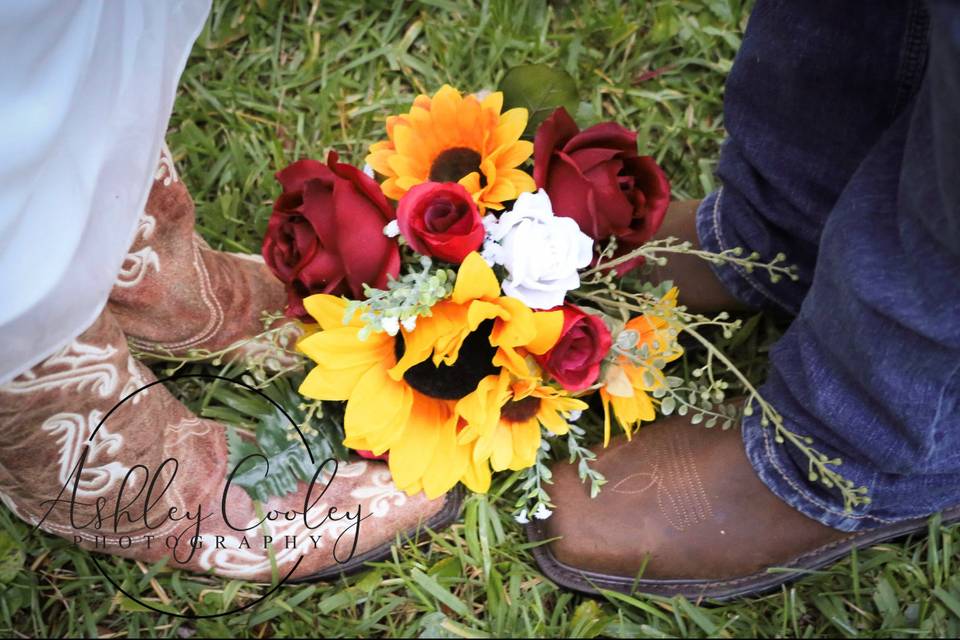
xmin=396 ymin=181 xmax=483 ymax=264
xmin=262 ymin=151 xmax=400 ymax=319
xmin=535 ymin=304 xmax=613 ymax=392
xmin=533 ymin=107 xmax=671 ymax=273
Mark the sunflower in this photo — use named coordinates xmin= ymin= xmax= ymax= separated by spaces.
xmin=297 ymin=253 xmax=563 ymax=498
xmin=456 ymin=371 xmax=588 ymax=472
xmin=599 ymin=288 xmax=684 ymax=445
xmin=366 ymin=85 xmax=536 ymax=211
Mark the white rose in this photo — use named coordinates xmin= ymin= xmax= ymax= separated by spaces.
xmin=483 ymin=189 xmax=594 ymax=309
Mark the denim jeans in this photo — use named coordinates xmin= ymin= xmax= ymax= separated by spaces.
xmin=697 ymin=0 xmax=960 ymax=530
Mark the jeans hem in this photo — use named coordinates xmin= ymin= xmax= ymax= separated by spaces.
xmin=741 ymin=409 xmax=895 ymax=532
xmin=695 ymin=187 xmax=800 ymax=315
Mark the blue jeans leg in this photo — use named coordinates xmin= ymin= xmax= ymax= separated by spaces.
xmin=697 ymin=0 xmax=930 ymax=314
xmin=738 ymin=1 xmax=960 ymax=530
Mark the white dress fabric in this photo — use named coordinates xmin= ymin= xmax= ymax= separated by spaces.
xmin=0 ymin=1 xmax=211 ymax=385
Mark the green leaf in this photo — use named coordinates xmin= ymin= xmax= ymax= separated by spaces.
xmin=498 ymin=64 xmax=580 ymax=136
xmin=660 ymin=395 xmax=676 ymax=416
xmin=218 ymin=372 xmax=352 ymax=503
xmin=933 ymin=586 xmax=960 ymax=620
xmin=0 ymin=530 xmax=25 ymax=583
xmin=410 ymin=568 xmax=471 ymax=618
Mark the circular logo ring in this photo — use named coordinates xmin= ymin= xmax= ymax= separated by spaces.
xmin=86 ymin=371 xmax=313 ymax=619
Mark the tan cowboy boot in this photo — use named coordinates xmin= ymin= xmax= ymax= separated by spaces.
xmin=108 ymin=143 xmax=296 ymax=366
xmin=527 ymin=416 xmax=960 ymax=600
xmin=0 ymin=309 xmax=460 ymax=581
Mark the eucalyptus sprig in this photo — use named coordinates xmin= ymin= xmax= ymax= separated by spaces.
xmin=345 ymin=256 xmax=456 ymax=340
xmin=513 ymin=437 xmax=555 ymax=523
xmin=129 ymin=311 xmax=306 ymax=383
xmin=572 ymin=240 xmax=870 ymax=513
xmin=582 ymin=236 xmax=800 ymax=286
xmin=513 ymin=421 xmax=606 ymax=522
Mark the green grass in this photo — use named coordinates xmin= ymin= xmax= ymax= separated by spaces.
xmin=3 ymin=0 xmax=960 ymax=637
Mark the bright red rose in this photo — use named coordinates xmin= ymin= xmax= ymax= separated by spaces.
xmin=533 ymin=107 xmax=671 ymax=274
xmin=396 ymin=181 xmax=484 ymax=264
xmin=535 ymin=304 xmax=613 ymax=392
xmin=262 ymin=151 xmax=400 ymax=319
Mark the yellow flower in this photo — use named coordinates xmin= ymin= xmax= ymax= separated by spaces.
xmin=296 ymin=253 xmax=563 ymax=499
xmin=366 ymin=85 xmax=536 ymax=211
xmin=456 ymin=371 xmax=588 ymax=472
xmin=600 ymin=288 xmax=684 ymax=445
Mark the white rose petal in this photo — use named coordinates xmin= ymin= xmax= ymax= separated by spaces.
xmin=485 ymin=189 xmax=594 ymax=309
xmin=482 ymin=213 xmax=500 ymax=233
xmin=480 ymin=242 xmax=501 ymax=267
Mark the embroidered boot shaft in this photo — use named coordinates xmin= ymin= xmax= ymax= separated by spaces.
xmin=0 ymin=309 xmax=459 ymax=580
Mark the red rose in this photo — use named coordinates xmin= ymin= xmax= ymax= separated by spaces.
xmin=535 ymin=304 xmax=613 ymax=392
xmin=533 ymin=107 xmax=670 ymax=273
xmin=396 ymin=182 xmax=484 ymax=264
xmin=263 ymin=151 xmax=400 ymax=319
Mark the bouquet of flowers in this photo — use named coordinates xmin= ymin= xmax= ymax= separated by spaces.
xmin=259 ymin=70 xmax=866 ymax=518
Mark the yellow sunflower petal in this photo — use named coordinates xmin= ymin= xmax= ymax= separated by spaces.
xmin=430 ymin=85 xmax=462 ymax=134
xmin=413 ymin=94 xmax=432 ymax=110
xmin=380 ymin=178 xmax=405 ymax=201
xmin=509 ymin=420 xmax=541 ymax=470
xmin=483 ymin=178 xmax=522 ymax=205
xmin=297 ymin=330 xmax=391 ymax=401
xmin=489 ymin=423 xmax=514 ymax=472
xmin=458 ymin=172 xmax=483 ymax=199
xmin=394 ymin=476 xmax=423 ymax=496
xmin=480 ymin=91 xmax=504 ymax=115
xmin=461 ymin=456 xmax=492 ymax=493
xmin=456 ymin=373 xmax=508 ymax=443
xmin=302 ymin=294 xmax=355 ymax=330
xmin=600 ymin=390 xmax=613 ymax=446
xmin=491 ymin=139 xmax=533 ymax=170
xmin=537 ymin=405 xmax=572 ymax=436
xmin=492 ymin=108 xmax=528 ymax=150
xmin=501 ymin=168 xmax=537 ymax=195
xmin=388 ymin=395 xmax=442 ymax=490
xmin=343 ymin=364 xmax=412 ymax=442
xmin=395 ymin=175 xmax=422 ymax=190
xmin=387 ymin=154 xmax=425 ymax=181
xmin=489 ymin=297 xmax=535 ymax=347
xmin=298 ymin=327 xmax=389 ymax=369
xmin=466 ymin=299 xmax=510 ymax=333
xmin=393 ymin=122 xmax=427 ymax=165
xmin=524 ymin=310 xmax=564 ymax=355
xmin=452 ymin=252 xmax=500 ymax=303
xmin=421 ymin=419 xmax=469 ymax=499
xmin=492 ymin=346 xmax=530 ymax=379
xmin=298 ymin=352 xmax=383 ymax=401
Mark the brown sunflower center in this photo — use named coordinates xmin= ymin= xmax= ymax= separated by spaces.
xmin=394 ymin=319 xmax=498 ymax=400
xmin=500 ymin=396 xmax=541 ymax=423
xmin=429 ymin=147 xmax=484 ymax=184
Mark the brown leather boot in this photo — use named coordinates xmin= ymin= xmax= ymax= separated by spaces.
xmin=0 ymin=309 xmax=460 ymax=581
xmin=108 ymin=143 xmax=296 ymax=365
xmin=527 ymin=416 xmax=960 ymax=600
